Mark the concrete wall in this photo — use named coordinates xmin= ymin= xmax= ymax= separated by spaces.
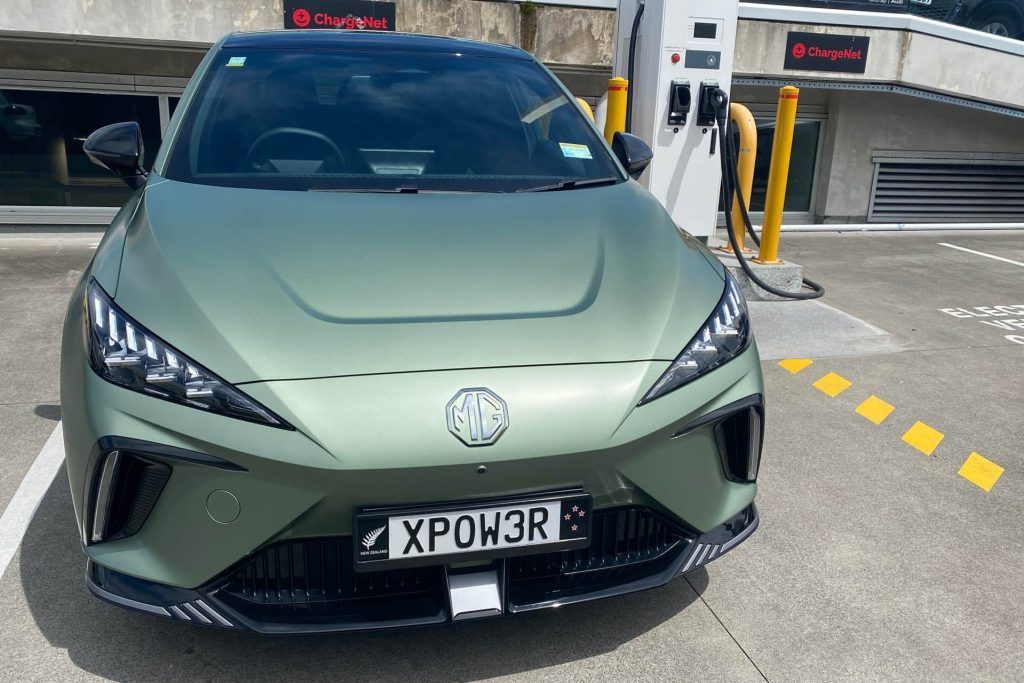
xmin=5 ymin=6 xmax=1020 ymax=107
xmin=0 ymin=0 xmax=613 ymax=66
xmin=532 ymin=5 xmax=615 ymax=67
xmin=734 ymin=20 xmax=905 ymax=85
xmin=735 ymin=19 xmax=1024 ymax=112
xmin=0 ymin=32 xmax=207 ymax=79
xmin=818 ymin=91 xmax=1024 ymax=222
xmin=395 ymin=0 xmax=519 ymax=47
xmin=0 ymin=0 xmax=285 ymax=42
xmin=901 ymin=32 xmax=1024 ymax=110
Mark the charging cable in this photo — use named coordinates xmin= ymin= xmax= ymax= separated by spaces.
xmin=625 ymin=0 xmax=645 ymax=134
xmin=708 ymin=88 xmax=825 ymax=300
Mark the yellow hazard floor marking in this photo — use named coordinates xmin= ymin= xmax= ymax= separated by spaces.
xmin=902 ymin=421 xmax=944 ymax=456
xmin=792 ymin=368 xmax=1009 ymax=491
xmin=958 ymin=452 xmax=1004 ymax=492
xmin=812 ymin=372 xmax=852 ymax=397
xmin=778 ymin=358 xmax=814 ymax=374
xmin=855 ymin=395 xmax=895 ymax=425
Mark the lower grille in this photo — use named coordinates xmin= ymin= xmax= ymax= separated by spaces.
xmin=507 ymin=507 xmax=688 ymax=609
xmin=89 ymin=502 xmax=758 ymax=633
xmin=212 ymin=507 xmax=690 ymax=627
xmin=214 ymin=539 xmax=446 ymax=627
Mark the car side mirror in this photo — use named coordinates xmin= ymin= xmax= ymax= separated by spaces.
xmin=611 ymin=132 xmax=654 ymax=180
xmin=83 ymin=121 xmax=147 ymax=190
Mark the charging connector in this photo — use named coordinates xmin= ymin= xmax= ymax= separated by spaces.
xmin=668 ymin=80 xmax=691 ymax=126
xmin=697 ymin=81 xmax=721 ymax=127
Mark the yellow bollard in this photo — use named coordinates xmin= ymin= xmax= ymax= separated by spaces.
xmin=604 ymin=77 xmax=629 ymax=143
xmin=722 ymin=102 xmax=757 ymax=253
xmin=576 ymin=98 xmax=595 ymax=123
xmin=755 ymin=85 xmax=800 ymax=265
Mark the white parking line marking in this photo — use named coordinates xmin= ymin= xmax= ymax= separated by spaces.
xmin=939 ymin=242 xmax=1024 ymax=268
xmin=0 ymin=422 xmax=65 ymax=580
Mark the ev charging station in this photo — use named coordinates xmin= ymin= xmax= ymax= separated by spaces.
xmin=613 ymin=0 xmax=739 ymax=240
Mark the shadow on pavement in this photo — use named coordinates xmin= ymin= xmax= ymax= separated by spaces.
xmin=33 ymin=404 xmax=60 ymax=421
xmin=22 ymin=468 xmax=707 ymax=682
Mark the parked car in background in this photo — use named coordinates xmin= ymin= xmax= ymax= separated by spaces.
xmin=0 ymin=90 xmax=42 ymax=143
xmin=911 ymin=0 xmax=1024 ymax=39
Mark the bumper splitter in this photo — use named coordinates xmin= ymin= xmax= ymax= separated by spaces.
xmin=86 ymin=504 xmax=758 ymax=633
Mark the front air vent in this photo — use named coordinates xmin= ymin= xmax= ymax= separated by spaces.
xmin=714 ymin=404 xmax=763 ymax=483
xmin=90 ymin=451 xmax=170 ymax=543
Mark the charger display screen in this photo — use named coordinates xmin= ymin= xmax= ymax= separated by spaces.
xmin=693 ymin=22 xmax=717 ymax=39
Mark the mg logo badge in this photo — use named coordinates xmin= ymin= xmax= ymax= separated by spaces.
xmin=446 ymin=388 xmax=508 ymax=447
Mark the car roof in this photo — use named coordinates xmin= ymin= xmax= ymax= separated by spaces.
xmin=221 ymin=30 xmax=532 ymax=60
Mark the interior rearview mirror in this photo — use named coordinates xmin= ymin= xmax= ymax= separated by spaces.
xmin=83 ymin=121 xmax=147 ymax=190
xmin=611 ymin=132 xmax=654 ymax=180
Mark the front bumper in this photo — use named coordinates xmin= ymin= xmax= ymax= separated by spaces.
xmin=62 ymin=274 xmax=764 ymax=631
xmin=87 ymin=503 xmax=758 ymax=633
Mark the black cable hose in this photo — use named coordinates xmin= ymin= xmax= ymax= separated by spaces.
xmin=721 ymin=116 xmax=762 ymax=249
xmin=713 ymin=91 xmax=824 ymax=300
xmin=722 ymin=126 xmax=762 ymax=248
xmin=624 ymin=1 xmax=645 ymax=134
xmin=723 ymin=120 xmax=767 ymax=250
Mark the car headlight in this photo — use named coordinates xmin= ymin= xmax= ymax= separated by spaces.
xmin=639 ymin=274 xmax=751 ymax=405
xmin=85 ymin=279 xmax=290 ymax=428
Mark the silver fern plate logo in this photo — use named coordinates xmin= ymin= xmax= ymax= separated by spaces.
xmin=362 ymin=525 xmax=387 ymax=550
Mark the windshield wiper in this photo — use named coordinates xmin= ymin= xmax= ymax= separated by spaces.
xmin=515 ymin=176 xmax=621 ymax=193
xmin=310 ymin=186 xmax=420 ymax=194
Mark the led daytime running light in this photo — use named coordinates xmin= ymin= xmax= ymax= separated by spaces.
xmin=86 ymin=280 xmax=289 ymax=428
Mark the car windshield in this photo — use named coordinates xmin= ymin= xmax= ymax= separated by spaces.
xmin=163 ymin=46 xmax=623 ymax=192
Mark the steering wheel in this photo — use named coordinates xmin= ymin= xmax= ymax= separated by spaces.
xmin=244 ymin=127 xmax=346 ymax=173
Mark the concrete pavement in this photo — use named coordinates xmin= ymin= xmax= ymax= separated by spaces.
xmin=0 ymin=230 xmax=1021 ymax=681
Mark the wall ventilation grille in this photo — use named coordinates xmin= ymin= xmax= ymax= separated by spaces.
xmin=869 ymin=156 xmax=1024 ymax=223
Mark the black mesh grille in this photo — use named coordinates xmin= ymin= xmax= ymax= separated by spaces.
xmin=213 ymin=507 xmax=687 ymax=626
xmin=215 ymin=539 xmax=446 ymax=625
xmin=507 ymin=507 xmax=687 ymax=607
xmin=104 ymin=454 xmax=170 ymax=540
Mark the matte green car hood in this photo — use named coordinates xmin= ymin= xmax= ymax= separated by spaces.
xmin=108 ymin=176 xmax=724 ymax=383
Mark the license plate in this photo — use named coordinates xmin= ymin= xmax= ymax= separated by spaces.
xmin=353 ymin=492 xmax=591 ymax=571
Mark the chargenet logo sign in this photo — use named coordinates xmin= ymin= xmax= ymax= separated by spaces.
xmin=784 ymin=32 xmax=870 ymax=73
xmin=284 ymin=0 xmax=396 ymax=31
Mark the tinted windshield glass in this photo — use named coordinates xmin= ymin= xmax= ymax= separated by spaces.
xmin=164 ymin=47 xmax=622 ymax=192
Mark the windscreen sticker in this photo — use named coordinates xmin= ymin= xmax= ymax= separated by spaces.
xmin=559 ymin=142 xmax=593 ymax=160
xmin=226 ymin=56 xmax=247 ymax=67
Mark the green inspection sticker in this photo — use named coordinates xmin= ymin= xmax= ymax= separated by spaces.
xmin=559 ymin=142 xmax=593 ymax=160
xmin=226 ymin=56 xmax=246 ymax=67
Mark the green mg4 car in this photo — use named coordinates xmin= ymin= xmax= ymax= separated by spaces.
xmin=62 ymin=30 xmax=763 ymax=633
